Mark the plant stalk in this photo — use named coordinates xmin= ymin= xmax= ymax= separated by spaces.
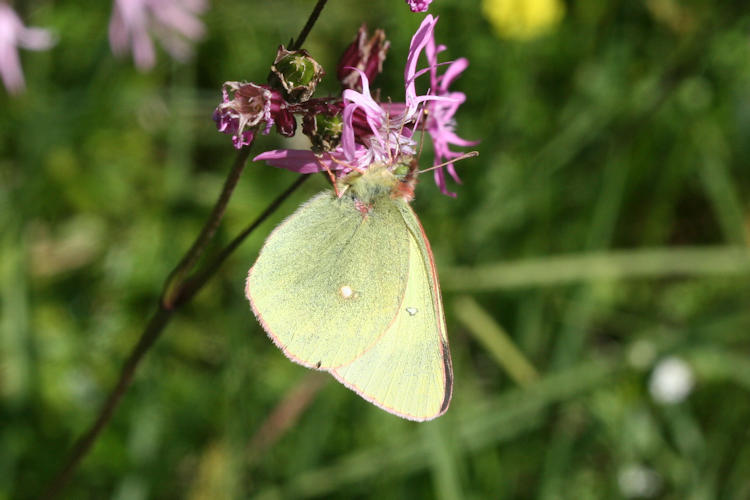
xmin=41 ymin=0 xmax=329 ymax=496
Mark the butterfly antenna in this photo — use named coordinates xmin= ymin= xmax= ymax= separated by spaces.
xmin=417 ymin=151 xmax=479 ymax=174
xmin=384 ymin=98 xmax=395 ymax=165
xmin=395 ymin=99 xmax=411 ymax=163
xmin=415 ymin=104 xmax=429 ymax=162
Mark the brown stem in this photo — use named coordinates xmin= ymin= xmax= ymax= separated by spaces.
xmin=174 ymin=174 xmax=310 ymax=308
xmin=162 ymin=147 xmax=252 ymax=309
xmin=290 ymin=0 xmax=328 ymax=50
xmin=41 ymin=0 xmax=330 ymax=496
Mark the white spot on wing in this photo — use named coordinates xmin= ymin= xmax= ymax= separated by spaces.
xmin=340 ymin=285 xmax=354 ymax=299
xmin=406 ymin=307 xmax=418 ymax=316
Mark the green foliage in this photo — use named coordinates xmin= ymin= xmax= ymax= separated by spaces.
xmin=2 ymin=0 xmax=750 ymax=498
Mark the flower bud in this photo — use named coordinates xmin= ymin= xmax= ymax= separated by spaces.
xmin=337 ymin=25 xmax=390 ymax=91
xmin=273 ymin=106 xmax=296 ymax=137
xmin=303 ymin=112 xmax=343 ymax=153
xmin=271 ymin=46 xmax=325 ymax=103
xmin=406 ymin=0 xmax=433 ymax=12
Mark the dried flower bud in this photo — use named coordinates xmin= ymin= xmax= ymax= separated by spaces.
xmin=271 ymin=46 xmax=325 ymax=103
xmin=337 ymin=25 xmax=390 ymax=91
xmin=303 ymin=112 xmax=343 ymax=153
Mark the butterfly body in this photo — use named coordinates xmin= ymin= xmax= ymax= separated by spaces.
xmin=246 ymin=164 xmax=452 ymax=421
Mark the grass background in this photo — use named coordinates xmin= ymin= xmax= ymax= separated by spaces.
xmin=2 ymin=0 xmax=750 ymax=498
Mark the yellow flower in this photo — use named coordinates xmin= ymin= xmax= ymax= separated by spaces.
xmin=482 ymin=0 xmax=565 ymax=40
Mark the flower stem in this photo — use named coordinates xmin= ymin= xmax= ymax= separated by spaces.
xmin=41 ymin=306 xmax=173 ymax=499
xmin=290 ymin=0 xmax=328 ymax=51
xmin=174 ymin=174 xmax=309 ymax=308
xmin=162 ymin=146 xmax=252 ymax=309
xmin=40 ymin=0 xmax=329 ymax=496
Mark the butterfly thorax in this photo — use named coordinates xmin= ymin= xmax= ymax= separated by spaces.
xmin=337 ymin=162 xmax=417 ymax=210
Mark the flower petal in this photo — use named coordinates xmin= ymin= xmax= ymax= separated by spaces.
xmin=404 ymin=15 xmax=437 ymax=105
xmin=441 ymin=58 xmax=469 ymax=89
xmin=253 ymin=150 xmax=328 ymax=174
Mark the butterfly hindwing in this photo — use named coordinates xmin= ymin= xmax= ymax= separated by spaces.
xmin=331 ymin=202 xmax=453 ymax=421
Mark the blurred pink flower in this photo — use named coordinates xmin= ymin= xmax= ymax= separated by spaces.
xmin=109 ymin=0 xmax=207 ymax=71
xmin=406 ymin=0 xmax=433 ymax=12
xmin=0 ymin=3 xmax=55 ymax=94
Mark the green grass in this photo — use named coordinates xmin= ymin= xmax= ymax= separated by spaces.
xmin=2 ymin=0 xmax=750 ymax=498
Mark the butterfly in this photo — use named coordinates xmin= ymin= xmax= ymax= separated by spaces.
xmin=246 ymin=160 xmax=452 ymax=421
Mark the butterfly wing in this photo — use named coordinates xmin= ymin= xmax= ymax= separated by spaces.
xmin=331 ymin=202 xmax=453 ymax=421
xmin=246 ymin=192 xmax=411 ymax=370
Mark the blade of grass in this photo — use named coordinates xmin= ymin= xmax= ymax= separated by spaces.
xmin=440 ymin=246 xmax=750 ymax=291
xmin=688 ymin=347 xmax=750 ymax=391
xmin=694 ymin=121 xmax=748 ymax=246
xmin=453 ymin=295 xmax=539 ymax=386
xmin=0 ymin=220 xmax=30 ymax=404
xmin=0 ymin=219 xmax=30 ymax=495
xmin=247 ymin=373 xmax=328 ymax=465
xmin=252 ymin=360 xmax=620 ymax=499
xmin=422 ymin=420 xmax=464 ymax=500
xmin=541 ymin=154 xmax=630 ymax=497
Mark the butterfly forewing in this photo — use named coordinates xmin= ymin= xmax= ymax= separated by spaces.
xmin=246 ymin=192 xmax=410 ymax=370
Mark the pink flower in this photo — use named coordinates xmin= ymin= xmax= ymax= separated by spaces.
xmin=406 ymin=0 xmax=433 ymax=12
xmin=253 ymin=147 xmax=367 ymax=177
xmin=255 ymin=15 xmax=473 ymax=197
xmin=213 ymin=81 xmax=292 ymax=149
xmin=109 ymin=0 xmax=207 ymax=71
xmin=340 ymin=68 xmax=421 ymax=169
xmin=0 ymin=4 xmax=55 ymax=94
xmin=420 ymin=20 xmax=479 ymax=196
xmin=337 ymin=25 xmax=389 ymax=91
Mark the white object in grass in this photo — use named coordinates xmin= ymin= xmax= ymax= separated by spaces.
xmin=648 ymin=356 xmax=694 ymax=404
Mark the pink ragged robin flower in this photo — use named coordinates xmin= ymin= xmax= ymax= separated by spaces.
xmin=108 ymin=0 xmax=207 ymax=71
xmin=338 ymin=15 xmax=461 ymax=176
xmin=0 ymin=3 xmax=55 ymax=95
xmin=385 ymin=15 xmax=478 ymax=195
xmin=419 ymin=18 xmax=479 ymax=196
xmin=254 ymin=15 xmax=470 ymax=197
